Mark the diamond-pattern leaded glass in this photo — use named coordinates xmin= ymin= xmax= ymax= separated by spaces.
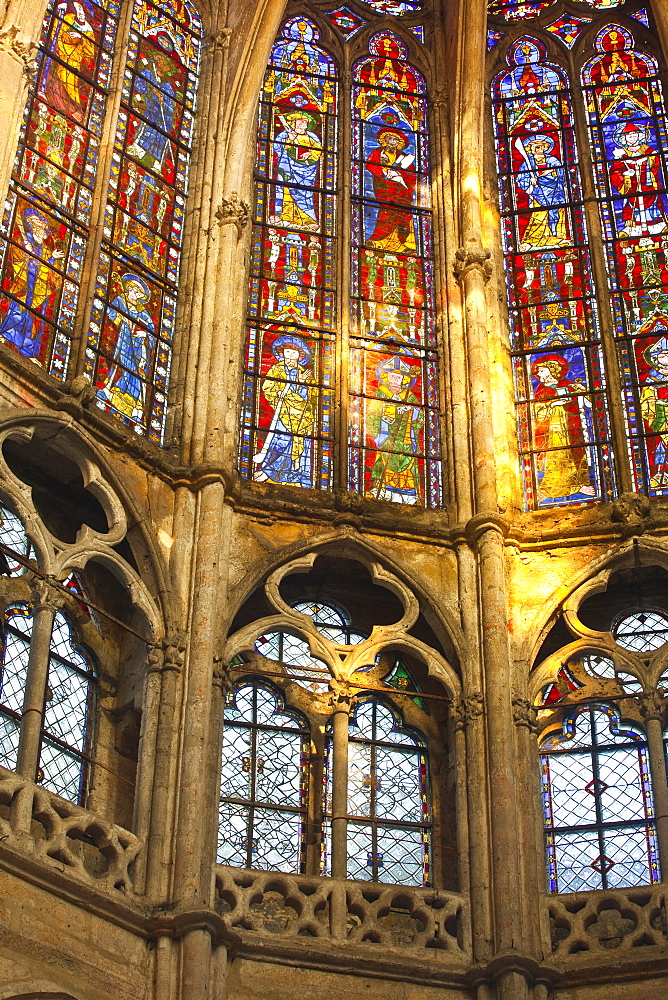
xmin=218 ymin=681 xmax=309 ymax=873
xmin=0 ymin=603 xmax=96 ymax=803
xmin=613 ymin=609 xmax=668 ymax=652
xmin=325 ymin=697 xmax=430 ymax=885
xmin=540 ymin=705 xmax=659 ymax=892
xmin=0 ymin=502 xmax=34 ymax=574
xmin=492 ymin=36 xmax=614 ymax=509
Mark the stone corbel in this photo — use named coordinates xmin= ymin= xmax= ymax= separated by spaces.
xmin=215 ymin=194 xmax=250 ymax=240
xmin=451 ymin=691 xmax=484 ymax=731
xmin=512 ymin=696 xmax=538 ymax=734
xmin=430 ymin=84 xmax=448 ymax=111
xmin=0 ymin=24 xmax=39 ymax=76
xmin=453 ymin=246 xmax=492 ymax=283
xmin=610 ymin=491 xmax=651 ymax=537
xmin=54 ymin=374 xmax=96 ymax=419
xmin=208 ymin=27 xmax=232 ymax=51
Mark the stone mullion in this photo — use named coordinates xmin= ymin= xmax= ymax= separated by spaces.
xmin=167 ymin=27 xmax=227 ymax=453
xmin=639 ymin=692 xmax=668 ymax=879
xmin=336 ymin=56 xmax=352 ymax=495
xmin=329 ymin=689 xmax=351 ymax=939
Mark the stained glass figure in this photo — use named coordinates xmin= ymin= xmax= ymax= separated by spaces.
xmin=0 ymin=604 xmax=96 ymax=802
xmin=361 ymin=0 xmax=421 ymax=14
xmin=583 ymin=26 xmax=668 ymax=496
xmin=540 ymin=705 xmax=659 ymax=892
xmin=488 ymin=0 xmax=623 ymax=18
xmin=241 ymin=18 xmax=338 ymax=490
xmin=85 ymin=0 xmax=201 ymax=442
xmin=488 ymin=29 xmax=505 ymax=49
xmin=0 ymin=0 xmax=121 ymax=375
xmin=325 ymin=697 xmax=430 ymax=885
xmin=492 ymin=36 xmax=614 ymax=508
xmin=349 ymin=32 xmax=442 ymax=507
xmin=218 ymin=680 xmax=309 ymax=872
xmin=0 ymin=502 xmax=33 ymax=574
xmin=327 ymin=7 xmax=368 ymax=38
xmin=545 ymin=15 xmax=591 ymax=49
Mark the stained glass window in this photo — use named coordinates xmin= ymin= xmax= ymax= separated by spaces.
xmin=492 ymin=36 xmax=614 ymax=508
xmin=86 ymin=0 xmax=201 ymax=441
xmin=0 ymin=501 xmax=34 ymax=574
xmin=0 ymin=0 xmax=121 ymax=375
xmin=612 ymin=608 xmax=668 ymax=652
xmin=540 ymin=705 xmax=659 ymax=892
xmin=241 ymin=18 xmax=443 ymax=508
xmin=488 ymin=0 xmax=624 ymax=20
xmin=325 ymin=697 xmax=431 ymax=885
xmin=582 ymin=25 xmax=668 ymax=496
xmin=0 ymin=604 xmax=97 ymax=802
xmin=349 ymin=32 xmax=441 ymax=507
xmin=0 ymin=0 xmax=201 ymax=443
xmin=218 ymin=680 xmax=309 ymax=872
xmin=240 ymin=17 xmax=338 ymax=490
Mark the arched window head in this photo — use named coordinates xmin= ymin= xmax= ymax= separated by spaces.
xmin=0 ymin=0 xmax=202 ymax=443
xmin=325 ymin=696 xmax=431 ymax=885
xmin=540 ymin=704 xmax=659 ymax=892
xmin=241 ymin=14 xmax=443 ymax=509
xmin=0 ymin=603 xmax=97 ymax=804
xmin=218 ymin=680 xmax=310 ymax=873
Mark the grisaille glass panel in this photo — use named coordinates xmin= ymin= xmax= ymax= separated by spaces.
xmin=240 ymin=17 xmax=338 ymax=490
xmin=540 ymin=705 xmax=659 ymax=893
xmin=491 ymin=36 xmax=614 ymax=509
xmin=325 ymin=697 xmax=431 ymax=885
xmin=613 ymin=608 xmax=668 ymax=652
xmin=218 ymin=681 xmax=309 ymax=873
xmin=0 ymin=604 xmax=96 ymax=802
xmin=0 ymin=502 xmax=34 ymax=574
xmin=583 ymin=25 xmax=668 ymax=496
xmin=86 ymin=0 xmax=202 ymax=442
xmin=349 ymin=31 xmax=441 ymax=507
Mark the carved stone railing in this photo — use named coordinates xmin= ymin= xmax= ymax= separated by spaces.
xmin=215 ymin=865 xmax=468 ymax=960
xmin=0 ymin=766 xmax=141 ymax=893
xmin=547 ymin=885 xmax=668 ymax=959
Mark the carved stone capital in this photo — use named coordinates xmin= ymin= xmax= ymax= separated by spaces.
xmin=329 ymin=682 xmax=353 ymax=713
xmin=29 ymin=577 xmax=61 ymax=613
xmin=215 ymin=194 xmax=250 ymax=239
xmin=208 ymin=27 xmax=232 ymax=50
xmin=512 ymin=696 xmax=538 ymax=734
xmin=0 ymin=24 xmax=39 ymax=76
xmin=452 ymin=691 xmax=484 ymax=731
xmin=453 ymin=246 xmax=492 ymax=283
xmin=213 ymin=655 xmax=235 ymax=693
xmin=430 ymin=85 xmax=448 ymax=110
xmin=639 ymin=689 xmax=665 ymax=722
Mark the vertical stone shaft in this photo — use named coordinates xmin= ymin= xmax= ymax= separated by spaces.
xmin=17 ymin=590 xmax=55 ymax=780
xmin=644 ymin=712 xmax=668 ymax=877
xmin=330 ymin=696 xmax=350 ymax=878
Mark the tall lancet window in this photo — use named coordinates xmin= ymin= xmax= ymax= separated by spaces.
xmin=489 ymin=1 xmax=668 ymax=508
xmin=241 ymin=11 xmax=443 ymax=508
xmin=0 ymin=0 xmax=201 ymax=443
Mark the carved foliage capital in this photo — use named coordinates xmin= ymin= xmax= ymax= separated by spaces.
xmin=453 ymin=246 xmax=492 ymax=283
xmin=29 ymin=577 xmax=61 ymax=613
xmin=215 ymin=193 xmax=250 ymax=239
xmin=213 ymin=656 xmax=235 ymax=693
xmin=512 ymin=696 xmax=538 ymax=734
xmin=0 ymin=24 xmax=39 ymax=76
xmin=639 ymin=688 xmax=666 ymax=722
xmin=452 ymin=691 xmax=484 ymax=731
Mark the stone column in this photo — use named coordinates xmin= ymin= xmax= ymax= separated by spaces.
xmin=640 ymin=691 xmax=668 ymax=878
xmin=329 ymin=689 xmax=351 ymax=939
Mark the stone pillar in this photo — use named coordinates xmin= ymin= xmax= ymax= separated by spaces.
xmin=329 ymin=689 xmax=351 ymax=940
xmin=640 ymin=692 xmax=668 ymax=878
xmin=16 ymin=580 xmax=56 ymax=780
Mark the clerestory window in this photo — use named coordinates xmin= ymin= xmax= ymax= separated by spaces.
xmin=240 ymin=9 xmax=443 ymax=507
xmin=0 ymin=0 xmax=202 ymax=442
xmin=488 ymin=1 xmax=668 ymax=508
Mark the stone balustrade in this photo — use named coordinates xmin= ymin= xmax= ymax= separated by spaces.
xmin=0 ymin=766 xmax=141 ymax=893
xmin=547 ymin=885 xmax=668 ymax=959
xmin=215 ymin=864 xmax=468 ymax=959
